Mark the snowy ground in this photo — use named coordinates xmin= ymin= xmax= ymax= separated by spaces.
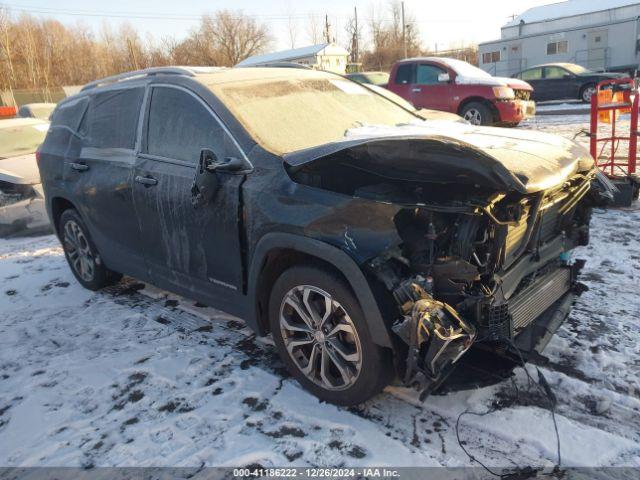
xmin=1 ymin=114 xmax=640 ymax=472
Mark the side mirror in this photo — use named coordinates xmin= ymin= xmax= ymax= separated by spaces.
xmin=199 ymin=149 xmax=218 ymax=173
xmin=191 ymin=149 xmax=220 ymax=208
xmin=438 ymin=73 xmax=451 ymax=83
xmin=206 ymin=156 xmax=245 ymax=173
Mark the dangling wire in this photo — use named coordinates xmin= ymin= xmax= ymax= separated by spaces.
xmin=455 ymin=338 xmax=562 ymax=477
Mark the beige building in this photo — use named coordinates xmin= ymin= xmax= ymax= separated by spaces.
xmin=236 ymin=43 xmax=350 ymax=74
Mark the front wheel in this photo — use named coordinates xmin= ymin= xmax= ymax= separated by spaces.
xmin=460 ymin=102 xmax=493 ymax=126
xmin=59 ymin=209 xmax=122 ymax=290
xmin=269 ymin=266 xmax=392 ymax=406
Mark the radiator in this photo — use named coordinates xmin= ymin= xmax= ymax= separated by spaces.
xmin=487 ymin=267 xmax=572 ymax=339
xmin=509 ymin=267 xmax=571 ymax=335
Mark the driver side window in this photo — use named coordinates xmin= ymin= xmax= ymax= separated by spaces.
xmin=415 ymin=65 xmax=447 ymax=85
xmin=544 ymin=66 xmax=569 ymax=79
xmin=146 ymin=86 xmax=220 ymax=164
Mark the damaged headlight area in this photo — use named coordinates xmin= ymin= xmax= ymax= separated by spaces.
xmin=366 ymin=173 xmax=597 ymax=399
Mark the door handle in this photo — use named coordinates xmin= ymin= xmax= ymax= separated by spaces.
xmin=135 ymin=175 xmax=158 ymax=187
xmin=411 ymin=88 xmax=422 ymax=92
xmin=70 ymin=162 xmax=89 ymax=172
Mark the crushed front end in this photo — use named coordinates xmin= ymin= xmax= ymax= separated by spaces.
xmin=284 ymin=130 xmax=609 ymax=399
xmin=367 ymin=170 xmax=598 ymax=398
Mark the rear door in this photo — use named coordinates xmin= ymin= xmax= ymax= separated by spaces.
xmin=387 ymin=63 xmax=415 ymax=105
xmin=63 ymin=86 xmax=147 ymax=278
xmin=132 ymin=84 xmax=246 ymax=306
xmin=411 ymin=63 xmax=453 ymax=112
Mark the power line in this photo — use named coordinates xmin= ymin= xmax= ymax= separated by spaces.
xmin=0 ymin=3 xmax=477 ymax=25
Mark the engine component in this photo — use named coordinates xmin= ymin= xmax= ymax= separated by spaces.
xmin=392 ymin=281 xmax=476 ymax=399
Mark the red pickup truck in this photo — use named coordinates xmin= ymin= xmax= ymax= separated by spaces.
xmin=387 ymin=57 xmax=535 ymax=126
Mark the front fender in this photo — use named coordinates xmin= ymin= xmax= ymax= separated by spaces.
xmin=246 ymin=232 xmax=393 ymax=347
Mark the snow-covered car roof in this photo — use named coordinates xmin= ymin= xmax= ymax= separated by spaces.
xmin=398 ymin=57 xmax=532 ymax=89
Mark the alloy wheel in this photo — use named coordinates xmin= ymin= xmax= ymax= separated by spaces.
xmin=463 ymin=108 xmax=482 ymax=125
xmin=279 ymin=285 xmax=362 ymax=391
xmin=583 ymin=86 xmax=596 ymax=103
xmin=63 ymin=220 xmax=95 ymax=282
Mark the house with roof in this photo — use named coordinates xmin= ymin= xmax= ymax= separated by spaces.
xmin=235 ymin=43 xmax=350 ymax=74
xmin=478 ymin=0 xmax=640 ymax=76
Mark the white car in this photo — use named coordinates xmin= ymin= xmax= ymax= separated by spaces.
xmin=0 ymin=118 xmax=51 ymax=237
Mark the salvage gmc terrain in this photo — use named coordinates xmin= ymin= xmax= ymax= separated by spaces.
xmin=38 ymin=66 xmax=605 ymax=406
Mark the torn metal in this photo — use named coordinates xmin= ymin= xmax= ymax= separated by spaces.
xmin=288 ymin=133 xmax=599 ymax=397
xmin=392 ymin=279 xmax=476 ymax=398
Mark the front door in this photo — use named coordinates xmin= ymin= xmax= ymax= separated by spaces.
xmin=63 ymin=87 xmax=147 ymax=278
xmin=411 ymin=63 xmax=453 ymax=112
xmin=542 ymin=66 xmax=572 ymax=101
xmin=132 ymin=85 xmax=246 ymax=306
xmin=520 ymin=67 xmax=544 ymax=100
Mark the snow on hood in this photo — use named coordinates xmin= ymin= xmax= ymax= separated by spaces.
xmin=343 ymin=121 xmax=594 ymax=193
xmin=0 ymin=153 xmax=41 ymax=185
xmin=455 ymin=75 xmax=532 ymax=90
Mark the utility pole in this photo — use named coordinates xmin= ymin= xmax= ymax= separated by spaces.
xmin=324 ymin=14 xmax=331 ymax=44
xmin=354 ymin=6 xmax=359 ymax=64
xmin=401 ymin=1 xmax=407 ymax=59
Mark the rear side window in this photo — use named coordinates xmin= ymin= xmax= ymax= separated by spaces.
xmin=146 ymin=87 xmax=216 ymax=164
xmin=84 ymin=88 xmax=144 ymax=149
xmin=51 ymin=97 xmax=89 ymax=133
xmin=394 ymin=64 xmax=414 ymax=84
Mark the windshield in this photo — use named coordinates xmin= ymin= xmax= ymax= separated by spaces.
xmin=563 ymin=64 xmax=590 ymax=75
xmin=207 ymin=69 xmax=417 ymax=154
xmin=0 ymin=121 xmax=48 ymax=158
xmin=442 ymin=58 xmax=492 ymax=79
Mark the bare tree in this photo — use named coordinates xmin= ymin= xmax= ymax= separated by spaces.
xmin=306 ymin=13 xmax=323 ymax=45
xmin=0 ymin=7 xmax=273 ymax=90
xmin=204 ymin=10 xmax=271 ymax=65
xmin=0 ymin=8 xmax=16 ymax=93
xmin=362 ymin=0 xmax=422 ymax=71
xmin=344 ymin=8 xmax=363 ymax=65
xmin=285 ymin=3 xmax=298 ymax=49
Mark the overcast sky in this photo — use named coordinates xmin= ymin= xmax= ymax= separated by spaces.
xmin=3 ymin=0 xmax=557 ymax=50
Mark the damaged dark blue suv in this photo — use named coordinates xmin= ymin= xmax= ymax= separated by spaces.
xmin=38 ymin=66 xmax=603 ymax=405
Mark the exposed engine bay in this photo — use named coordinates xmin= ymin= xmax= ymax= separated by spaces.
xmin=287 ymin=135 xmax=604 ymax=397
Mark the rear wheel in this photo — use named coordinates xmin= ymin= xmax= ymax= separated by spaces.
xmin=269 ymin=266 xmax=391 ymax=406
xmin=460 ymin=102 xmax=493 ymax=126
xmin=580 ymin=84 xmax=596 ymax=103
xmin=59 ymin=209 xmax=122 ymax=290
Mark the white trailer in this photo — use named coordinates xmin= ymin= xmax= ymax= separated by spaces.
xmin=478 ymin=0 xmax=640 ymax=76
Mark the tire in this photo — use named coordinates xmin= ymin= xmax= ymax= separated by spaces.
xmin=59 ymin=209 xmax=122 ymax=290
xmin=460 ymin=101 xmax=493 ymax=126
xmin=269 ymin=266 xmax=392 ymax=406
xmin=580 ymin=84 xmax=596 ymax=104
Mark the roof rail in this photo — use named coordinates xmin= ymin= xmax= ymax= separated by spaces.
xmin=80 ymin=66 xmax=224 ymax=91
xmin=236 ymin=62 xmax=312 ymax=70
